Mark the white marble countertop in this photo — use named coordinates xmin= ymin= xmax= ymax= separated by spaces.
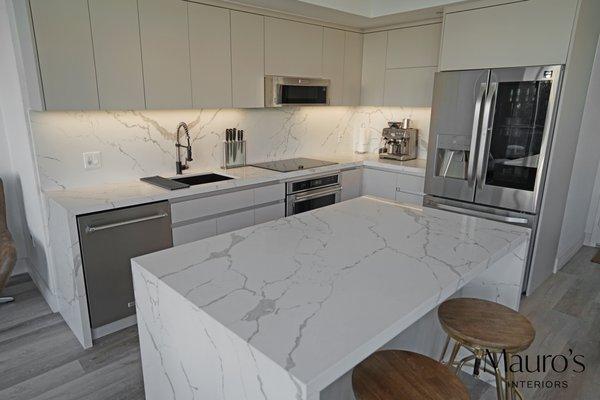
xmin=132 ymin=196 xmax=529 ymax=393
xmin=44 ymin=154 xmax=426 ymax=215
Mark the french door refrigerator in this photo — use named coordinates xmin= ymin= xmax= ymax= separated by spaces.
xmin=423 ymin=65 xmax=563 ymax=292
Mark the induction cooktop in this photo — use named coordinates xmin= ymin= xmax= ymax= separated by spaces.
xmin=251 ymin=157 xmax=337 ymax=172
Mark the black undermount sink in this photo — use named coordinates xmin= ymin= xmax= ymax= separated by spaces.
xmin=171 ymin=173 xmax=234 ymax=186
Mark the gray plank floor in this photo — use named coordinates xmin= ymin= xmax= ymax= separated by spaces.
xmin=0 ymin=246 xmax=599 ymax=400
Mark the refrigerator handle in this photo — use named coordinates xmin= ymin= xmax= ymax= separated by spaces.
xmin=476 ymin=82 xmax=498 ymax=190
xmin=468 ymin=83 xmax=488 ymax=187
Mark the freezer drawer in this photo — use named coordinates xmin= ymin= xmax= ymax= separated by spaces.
xmin=77 ymin=201 xmax=172 ymax=329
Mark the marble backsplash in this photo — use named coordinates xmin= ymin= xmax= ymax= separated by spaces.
xmin=30 ymin=106 xmax=431 ymax=190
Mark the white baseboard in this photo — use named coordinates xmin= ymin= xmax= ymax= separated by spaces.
xmin=554 ymin=235 xmax=585 ymax=272
xmin=25 ymin=259 xmax=58 ymax=312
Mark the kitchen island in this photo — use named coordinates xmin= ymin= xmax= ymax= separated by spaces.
xmin=132 ymin=196 xmax=530 ymax=400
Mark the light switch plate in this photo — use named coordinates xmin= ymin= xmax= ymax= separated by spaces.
xmin=83 ymin=151 xmax=102 ymax=170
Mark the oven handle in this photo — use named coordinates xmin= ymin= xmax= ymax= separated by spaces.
xmin=292 ymin=185 xmax=342 ymax=202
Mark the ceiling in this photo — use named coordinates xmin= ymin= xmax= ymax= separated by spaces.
xmin=222 ymin=0 xmax=469 ymax=29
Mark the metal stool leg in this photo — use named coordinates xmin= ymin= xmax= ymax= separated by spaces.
xmin=439 ymin=335 xmax=451 ymax=362
xmin=488 ymin=351 xmax=504 ymax=400
xmin=505 ymin=352 xmax=515 ymax=400
xmin=0 ymin=297 xmax=14 ymax=304
xmin=447 ymin=341 xmax=462 ymax=372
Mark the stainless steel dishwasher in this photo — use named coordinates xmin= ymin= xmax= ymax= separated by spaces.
xmin=77 ymin=201 xmax=172 ymax=335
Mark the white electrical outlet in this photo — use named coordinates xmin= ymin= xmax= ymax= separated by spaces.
xmin=83 ymin=151 xmax=102 ymax=170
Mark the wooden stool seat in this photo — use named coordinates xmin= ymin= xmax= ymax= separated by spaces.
xmin=352 ymin=350 xmax=469 ymax=400
xmin=438 ymin=298 xmax=535 ymax=353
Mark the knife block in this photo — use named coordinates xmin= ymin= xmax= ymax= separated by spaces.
xmin=223 ymin=140 xmax=246 ymax=169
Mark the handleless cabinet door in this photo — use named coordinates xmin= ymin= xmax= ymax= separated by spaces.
xmin=361 ymin=31 xmax=387 ymax=106
xmin=383 ymin=67 xmax=436 ymax=107
xmin=440 ymin=0 xmax=578 ymax=70
xmin=343 ymin=32 xmax=363 ymax=106
xmin=231 ymin=11 xmax=264 ymax=108
xmin=362 ymin=168 xmax=397 ymax=200
xmin=138 ymin=0 xmax=191 ymax=109
xmin=30 ymin=0 xmax=99 ymax=110
xmin=341 ymin=168 xmax=363 ymax=201
xmin=189 ymin=3 xmax=232 ymax=108
xmin=265 ymin=17 xmax=323 ymax=78
xmin=322 ymin=28 xmax=346 ymax=106
xmin=386 ymin=24 xmax=441 ymax=69
xmin=89 ymin=0 xmax=145 ymax=110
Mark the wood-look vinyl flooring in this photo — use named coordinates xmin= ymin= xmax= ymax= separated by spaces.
xmin=1 ymin=246 xmax=599 ymax=400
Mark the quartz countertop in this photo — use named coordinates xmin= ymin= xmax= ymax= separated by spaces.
xmin=44 ymin=155 xmax=426 ymax=215
xmin=132 ymin=196 xmax=529 ymax=393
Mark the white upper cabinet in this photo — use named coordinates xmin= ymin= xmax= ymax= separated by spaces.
xmin=343 ymin=32 xmax=363 ymax=106
xmin=361 ymin=31 xmax=387 ymax=106
xmin=231 ymin=11 xmax=264 ymax=108
xmin=440 ymin=0 xmax=579 ymax=70
xmin=265 ymin=18 xmax=323 ymax=78
xmin=188 ymin=3 xmax=232 ymax=108
xmin=322 ymin=28 xmax=346 ymax=105
xmin=384 ymin=67 xmax=436 ymax=107
xmin=386 ymin=24 xmax=440 ymax=69
xmin=89 ymin=0 xmax=145 ymax=110
xmin=30 ymin=0 xmax=99 ymax=110
xmin=138 ymin=0 xmax=191 ymax=109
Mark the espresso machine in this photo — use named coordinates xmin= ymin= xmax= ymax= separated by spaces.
xmin=379 ymin=119 xmax=418 ymax=161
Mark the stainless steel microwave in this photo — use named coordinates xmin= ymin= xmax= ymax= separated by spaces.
xmin=264 ymin=76 xmax=330 ymax=107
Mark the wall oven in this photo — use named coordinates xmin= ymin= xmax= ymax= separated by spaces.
xmin=265 ymin=76 xmax=330 ymax=107
xmin=286 ymin=172 xmax=341 ymax=216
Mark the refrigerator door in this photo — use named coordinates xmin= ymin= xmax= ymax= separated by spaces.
xmin=474 ymin=65 xmax=562 ymax=213
xmin=424 ymin=69 xmax=490 ymax=202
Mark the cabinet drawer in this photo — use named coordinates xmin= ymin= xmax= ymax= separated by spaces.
xmin=171 ymin=189 xmax=254 ymax=223
xmin=255 ymin=202 xmax=285 ymax=224
xmin=395 ymin=190 xmax=423 ymax=206
xmin=255 ymin=184 xmax=285 ymax=205
xmin=172 ymin=219 xmax=217 ymax=246
xmin=396 ymin=173 xmax=425 ymax=195
xmin=216 ymin=210 xmax=255 ymax=234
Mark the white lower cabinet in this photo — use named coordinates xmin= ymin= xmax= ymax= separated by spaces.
xmin=171 ymin=183 xmax=285 ymax=246
xmin=362 ymin=168 xmax=397 ymax=200
xmin=217 ymin=210 xmax=255 ymax=234
xmin=172 ymin=219 xmax=217 ymax=246
xmin=255 ymin=203 xmax=285 ymax=224
xmin=341 ymin=168 xmax=362 ymax=201
xmin=362 ymin=167 xmax=425 ymax=205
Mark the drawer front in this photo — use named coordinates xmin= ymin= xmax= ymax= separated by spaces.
xmin=395 ymin=173 xmax=425 ymax=195
xmin=171 ymin=189 xmax=254 ymax=223
xmin=172 ymin=218 xmax=217 ymax=246
xmin=216 ymin=209 xmax=255 ymax=234
xmin=395 ymin=190 xmax=423 ymax=206
xmin=255 ymin=183 xmax=285 ymax=205
xmin=254 ymin=202 xmax=285 ymax=224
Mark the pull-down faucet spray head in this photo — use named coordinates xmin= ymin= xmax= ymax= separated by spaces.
xmin=175 ymin=122 xmax=193 ymax=175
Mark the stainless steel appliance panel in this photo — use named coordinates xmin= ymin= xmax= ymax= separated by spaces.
xmin=77 ymin=201 xmax=173 ymax=329
xmin=286 ymin=185 xmax=341 ymax=216
xmin=285 ymin=172 xmax=341 ymax=216
xmin=265 ymin=76 xmax=330 ymax=107
xmin=474 ymin=65 xmax=562 ymax=213
xmin=425 ymin=69 xmax=490 ymax=202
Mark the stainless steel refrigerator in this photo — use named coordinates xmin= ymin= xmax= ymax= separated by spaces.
xmin=423 ymin=65 xmax=563 ymax=292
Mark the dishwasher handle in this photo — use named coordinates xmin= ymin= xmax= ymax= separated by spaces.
xmin=85 ymin=212 xmax=169 ymax=233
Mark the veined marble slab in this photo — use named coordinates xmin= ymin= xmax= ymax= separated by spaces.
xmin=45 ymin=156 xmax=425 ymax=215
xmin=132 ymin=196 xmax=530 ymax=399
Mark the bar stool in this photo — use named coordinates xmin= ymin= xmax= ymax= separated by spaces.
xmin=352 ymin=350 xmax=469 ymax=400
xmin=438 ymin=298 xmax=535 ymax=400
